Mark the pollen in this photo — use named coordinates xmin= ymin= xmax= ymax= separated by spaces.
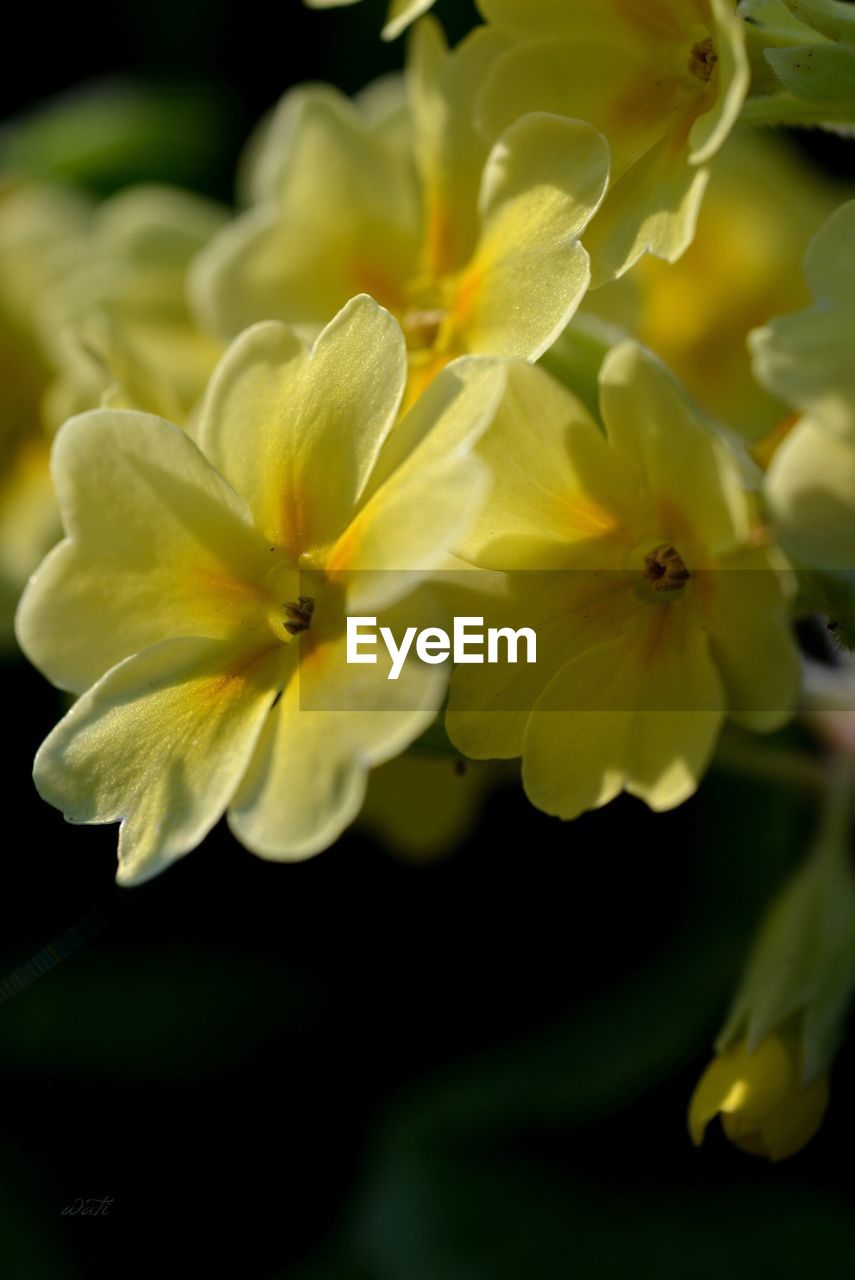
xmin=643 ymin=544 xmax=691 ymax=592
xmin=689 ymin=37 xmax=718 ymax=82
xmin=284 ymin=595 xmax=315 ymax=635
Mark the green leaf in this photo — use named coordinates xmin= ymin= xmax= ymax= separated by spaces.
xmin=766 ymin=43 xmax=855 ymax=104
xmin=0 ymin=80 xmax=236 ymax=197
xmin=782 ymin=0 xmax=855 ymax=42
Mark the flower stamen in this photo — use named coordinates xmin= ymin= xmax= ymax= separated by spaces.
xmin=284 ymin=595 xmax=315 ymax=635
xmin=643 ymin=544 xmax=691 ymax=592
xmin=689 ymin=37 xmax=718 ymax=82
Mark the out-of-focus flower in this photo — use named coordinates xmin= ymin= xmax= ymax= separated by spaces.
xmin=751 ymin=198 xmax=855 ymax=435
xmin=473 ymin=0 xmax=749 ymax=284
xmin=360 ymin=755 xmax=502 ymax=862
xmin=691 ymin=758 xmax=855 ymax=1158
xmin=587 ymin=131 xmax=843 ymax=439
xmin=803 ymin=655 xmax=855 ymax=756
xmin=0 ymin=181 xmax=91 ymax=642
xmin=17 ymin=297 xmax=505 ymax=884
xmin=750 ymin=201 xmax=855 ymax=572
xmin=191 ymin=20 xmax=610 ymax=407
xmin=689 ymin=1031 xmax=829 ymax=1160
xmin=43 ymin=185 xmax=228 ymax=430
xmin=304 ymin=0 xmax=436 ymax=41
xmin=446 ymin=344 xmax=799 ymax=819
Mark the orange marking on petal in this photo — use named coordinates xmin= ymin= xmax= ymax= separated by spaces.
xmin=349 ymin=261 xmax=406 ymax=313
xmin=613 ymin=0 xmax=683 ymax=40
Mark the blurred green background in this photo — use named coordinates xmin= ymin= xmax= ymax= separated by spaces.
xmin=1 ymin=1 xmax=854 ymax=1276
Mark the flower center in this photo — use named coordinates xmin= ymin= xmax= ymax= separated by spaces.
xmin=689 ymin=36 xmax=717 ymax=82
xmin=402 ymin=305 xmax=446 ymax=353
xmin=283 ymin=595 xmax=315 ymax=636
xmin=400 ymin=274 xmax=449 ymax=354
xmin=642 ymin=544 xmax=691 ymax=593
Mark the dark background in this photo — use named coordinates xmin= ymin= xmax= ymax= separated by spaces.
xmin=1 ymin=2 xmax=854 ymax=1276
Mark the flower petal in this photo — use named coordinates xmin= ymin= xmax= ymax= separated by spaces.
xmin=477 ymin=36 xmax=668 ymax=180
xmin=229 ymin=593 xmax=445 ymax=859
xmin=15 ymin=409 xmax=271 ymax=693
xmin=702 ymin=547 xmax=800 ymax=731
xmin=453 ymin=114 xmax=609 ymax=360
xmin=197 ymin=299 xmax=407 ymax=557
xmin=687 ymin=0 xmax=750 ymax=165
xmin=453 ymin=360 xmax=639 ymax=569
xmin=522 ymin=607 xmax=724 ymax=819
xmin=584 ymin=135 xmax=709 ymax=286
xmin=723 ymin=1072 xmax=829 ymax=1162
xmin=407 ymin=19 xmax=505 ymax=274
xmin=765 ymin=416 xmax=855 ymax=572
xmin=688 ymin=1035 xmax=792 ymax=1147
xmin=383 ymin=0 xmax=436 ymax=40
xmin=598 ymin=341 xmax=750 ymax=557
xmin=327 ymin=355 xmax=504 ymax=610
xmin=33 ymin=636 xmax=285 ymax=885
xmin=189 ymin=87 xmax=422 ymax=337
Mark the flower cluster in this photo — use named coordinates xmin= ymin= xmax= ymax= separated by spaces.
xmin=4 ymin=1 xmax=855 ymax=1160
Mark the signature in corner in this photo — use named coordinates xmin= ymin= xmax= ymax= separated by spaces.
xmin=61 ymin=1196 xmax=114 ymax=1218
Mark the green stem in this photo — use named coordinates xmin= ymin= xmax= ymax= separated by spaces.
xmin=814 ymin=755 xmax=855 ymax=865
xmin=713 ymin=732 xmax=827 ymax=794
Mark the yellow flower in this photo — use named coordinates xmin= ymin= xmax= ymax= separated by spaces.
xmin=304 ymin=0 xmax=436 ymax=41
xmin=751 ymin=198 xmax=855 ymax=436
xmin=692 ymin=756 xmax=855 ymax=1161
xmin=586 ymin=130 xmax=844 ymax=438
xmin=191 ymin=20 xmax=610 ymax=407
xmin=446 ymin=343 xmax=799 ymax=819
xmin=43 ymin=185 xmax=228 ymax=430
xmin=360 ymin=755 xmax=501 ymax=862
xmin=17 ymin=296 xmax=505 ymax=885
xmin=0 ymin=181 xmax=90 ymax=642
xmin=474 ymin=0 xmax=750 ymax=284
xmin=750 ymin=200 xmax=855 ymax=570
xmin=689 ymin=1032 xmax=829 ymax=1160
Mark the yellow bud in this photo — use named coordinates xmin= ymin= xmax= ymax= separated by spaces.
xmin=689 ymin=1032 xmax=829 ymax=1162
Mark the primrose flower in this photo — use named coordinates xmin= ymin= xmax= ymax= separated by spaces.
xmin=473 ymin=0 xmax=750 ymax=284
xmin=446 ymin=344 xmax=800 ymax=819
xmin=689 ymin=1031 xmax=829 ymax=1160
xmin=750 ymin=200 xmax=855 ymax=571
xmin=17 ymin=296 xmax=504 ymax=884
xmin=191 ymin=19 xmax=610 ymax=407
xmin=587 ymin=130 xmax=843 ymax=438
xmin=691 ymin=761 xmax=855 ymax=1158
xmin=304 ymin=0 xmax=436 ymax=41
xmin=0 ymin=181 xmax=90 ymax=640
xmin=361 ymin=755 xmax=500 ymax=862
xmin=43 ymin=185 xmax=228 ymax=430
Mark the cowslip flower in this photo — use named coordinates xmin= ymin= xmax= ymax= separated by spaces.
xmin=17 ymin=296 xmax=504 ymax=885
xmin=691 ymin=760 xmax=855 ymax=1159
xmin=0 ymin=181 xmax=90 ymax=641
xmin=587 ymin=130 xmax=843 ymax=439
xmin=473 ymin=0 xmax=750 ymax=284
xmin=689 ymin=1032 xmax=829 ymax=1160
xmin=43 ymin=185 xmax=228 ymax=430
xmin=750 ymin=200 xmax=855 ymax=571
xmin=304 ymin=0 xmax=436 ymax=41
xmin=446 ymin=343 xmax=800 ymax=819
xmin=360 ymin=755 xmax=500 ymax=862
xmin=191 ymin=19 xmax=610 ymax=407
